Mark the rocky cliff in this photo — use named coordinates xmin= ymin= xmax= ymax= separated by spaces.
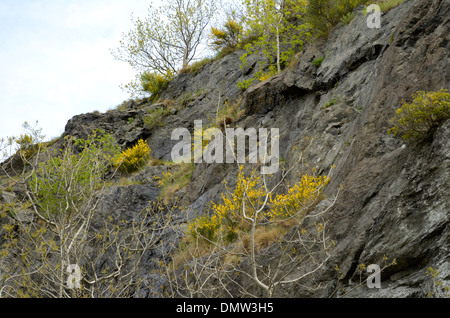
xmin=1 ymin=0 xmax=449 ymax=298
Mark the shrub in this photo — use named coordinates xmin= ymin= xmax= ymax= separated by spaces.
xmin=143 ymin=107 xmax=170 ymax=130
xmin=180 ymin=56 xmax=219 ymax=75
xmin=322 ymin=96 xmax=339 ymax=109
xmin=187 ymin=215 xmax=220 ymax=242
xmin=123 ymin=70 xmax=173 ymax=100
xmin=258 ymin=68 xmax=278 ymax=82
xmin=362 ymin=0 xmax=406 ymax=15
xmin=140 ymin=70 xmax=173 ymax=101
xmin=157 ymin=163 xmax=196 ymax=204
xmin=268 ymin=174 xmax=330 ymax=221
xmin=30 ymin=130 xmax=120 ymax=216
xmin=115 ymin=139 xmax=151 ymax=173
xmin=15 ymin=133 xmax=39 ymax=160
xmin=237 ymin=78 xmax=255 ymax=91
xmin=210 ymin=167 xmax=267 ymax=240
xmin=313 ymin=56 xmax=325 ymax=68
xmin=306 ymin=0 xmax=367 ymax=37
xmin=4 ymin=121 xmax=45 ymax=162
xmin=388 ymin=89 xmax=450 ymax=141
xmin=215 ymin=97 xmax=245 ymax=130
xmin=187 ymin=167 xmax=261 ymax=243
xmin=237 ymin=0 xmax=311 ymax=91
xmin=186 ymin=166 xmax=330 ymax=244
xmin=340 ymin=11 xmax=356 ymax=25
xmin=377 ymin=0 xmax=406 ymax=12
xmin=210 ymin=18 xmax=243 ymax=52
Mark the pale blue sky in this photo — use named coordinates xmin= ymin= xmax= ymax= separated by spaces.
xmin=0 ymin=0 xmax=157 ymax=144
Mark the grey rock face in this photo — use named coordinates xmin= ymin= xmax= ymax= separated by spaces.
xmin=2 ymin=0 xmax=448 ymax=298
xmin=65 ymin=0 xmax=450 ymax=298
xmin=164 ymin=0 xmax=449 ymax=297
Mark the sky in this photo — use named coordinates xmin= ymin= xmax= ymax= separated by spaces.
xmin=0 ymin=0 xmax=160 ymax=145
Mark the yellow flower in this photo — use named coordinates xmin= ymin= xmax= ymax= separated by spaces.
xmin=115 ymin=139 xmax=151 ymax=173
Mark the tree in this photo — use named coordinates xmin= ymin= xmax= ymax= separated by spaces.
xmin=238 ymin=0 xmax=311 ymax=90
xmin=0 ymin=129 xmax=172 ymax=297
xmin=112 ymin=0 xmax=218 ymax=76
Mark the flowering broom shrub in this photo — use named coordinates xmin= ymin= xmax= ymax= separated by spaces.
xmin=388 ymin=89 xmax=450 ymax=141
xmin=210 ymin=18 xmax=243 ymax=52
xmin=142 ymin=71 xmax=173 ymax=99
xmin=115 ymin=139 xmax=151 ymax=173
xmin=187 ymin=215 xmax=220 ymax=242
xmin=268 ymin=174 xmax=330 ymax=221
xmin=211 ymin=166 xmax=267 ymax=242
xmin=187 ymin=166 xmax=330 ymax=243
